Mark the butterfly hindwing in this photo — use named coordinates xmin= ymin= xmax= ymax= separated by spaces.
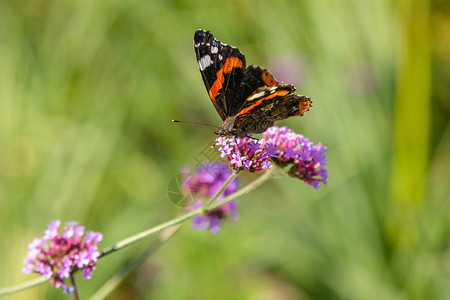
xmin=235 ymin=65 xmax=278 ymax=116
xmin=194 ymin=29 xmax=246 ymax=120
xmin=233 ymin=84 xmax=312 ymax=134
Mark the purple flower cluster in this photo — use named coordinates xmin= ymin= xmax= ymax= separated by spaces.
xmin=182 ymin=162 xmax=239 ymax=234
xmin=263 ymin=126 xmax=328 ymax=189
xmin=215 ymin=137 xmax=273 ymax=172
xmin=22 ymin=220 xmax=103 ymax=294
xmin=216 ymin=126 xmax=328 ymax=189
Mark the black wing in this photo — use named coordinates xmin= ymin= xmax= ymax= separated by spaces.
xmin=194 ymin=29 xmax=246 ymax=120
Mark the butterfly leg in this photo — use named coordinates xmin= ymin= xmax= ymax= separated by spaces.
xmin=246 ymin=135 xmax=259 ymax=141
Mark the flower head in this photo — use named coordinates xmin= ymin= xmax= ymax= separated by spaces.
xmin=22 ymin=221 xmax=103 ymax=293
xmin=263 ymin=126 xmax=328 ymax=189
xmin=215 ymin=137 xmax=272 ymax=172
xmin=182 ymin=162 xmax=239 ymax=233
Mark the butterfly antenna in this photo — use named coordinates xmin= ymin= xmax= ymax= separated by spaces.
xmin=172 ymin=120 xmax=217 ymax=128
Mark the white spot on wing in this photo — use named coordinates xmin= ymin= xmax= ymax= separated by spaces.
xmin=247 ymin=91 xmax=266 ymax=101
xmin=218 ymin=54 xmax=223 ymax=60
xmin=211 ymin=46 xmax=218 ymax=54
xmin=198 ymin=55 xmax=213 ymax=71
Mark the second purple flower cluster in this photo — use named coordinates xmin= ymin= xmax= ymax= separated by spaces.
xmin=215 ymin=126 xmax=328 ymax=189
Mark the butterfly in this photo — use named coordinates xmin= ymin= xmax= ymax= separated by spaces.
xmin=194 ymin=29 xmax=312 ymax=137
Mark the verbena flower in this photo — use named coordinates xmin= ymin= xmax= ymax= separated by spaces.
xmin=182 ymin=162 xmax=239 ymax=234
xmin=263 ymin=126 xmax=328 ymax=189
xmin=22 ymin=220 xmax=103 ymax=293
xmin=215 ymin=137 xmax=273 ymax=171
xmin=215 ymin=126 xmax=328 ymax=189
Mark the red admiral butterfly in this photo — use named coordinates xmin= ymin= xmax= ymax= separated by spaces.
xmin=194 ymin=29 xmax=312 ymax=137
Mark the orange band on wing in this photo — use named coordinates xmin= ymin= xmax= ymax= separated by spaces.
xmin=223 ymin=57 xmax=244 ymax=74
xmin=237 ymin=90 xmax=290 ymax=116
xmin=208 ymin=57 xmax=244 ymax=100
xmin=209 ymin=70 xmax=225 ymax=100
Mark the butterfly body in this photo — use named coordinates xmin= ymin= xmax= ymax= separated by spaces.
xmin=194 ymin=29 xmax=312 ymax=136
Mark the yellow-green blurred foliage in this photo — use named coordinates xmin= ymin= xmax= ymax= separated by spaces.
xmin=0 ymin=0 xmax=449 ymax=299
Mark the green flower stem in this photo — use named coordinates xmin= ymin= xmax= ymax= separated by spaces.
xmin=99 ymin=209 xmax=198 ymax=258
xmin=207 ymin=167 xmax=274 ymax=211
xmin=0 ymin=167 xmax=275 ymax=296
xmin=90 ymin=224 xmax=182 ymax=300
xmin=203 ymin=170 xmax=239 ymax=209
xmin=100 ymin=167 xmax=273 ymax=257
xmin=70 ymin=274 xmax=79 ymax=300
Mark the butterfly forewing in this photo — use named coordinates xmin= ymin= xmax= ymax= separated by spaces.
xmin=194 ymin=29 xmax=246 ymax=120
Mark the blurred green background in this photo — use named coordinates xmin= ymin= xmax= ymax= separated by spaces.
xmin=1 ymin=0 xmax=449 ymax=299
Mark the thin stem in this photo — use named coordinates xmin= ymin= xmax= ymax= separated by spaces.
xmin=203 ymin=170 xmax=239 ymax=209
xmin=99 ymin=209 xmax=198 ymax=258
xmin=70 ymin=274 xmax=79 ymax=300
xmin=207 ymin=167 xmax=274 ymax=211
xmin=90 ymin=224 xmax=182 ymax=300
xmin=100 ymin=167 xmax=274 ymax=257
xmin=0 ymin=167 xmax=276 ymax=297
